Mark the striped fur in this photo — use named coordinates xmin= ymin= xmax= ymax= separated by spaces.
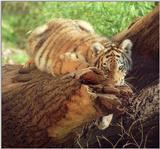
xmin=27 ymin=19 xmax=132 ymax=85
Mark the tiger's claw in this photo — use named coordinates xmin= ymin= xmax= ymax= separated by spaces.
xmin=117 ymin=84 xmax=133 ymax=98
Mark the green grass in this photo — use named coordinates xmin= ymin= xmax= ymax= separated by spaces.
xmin=2 ymin=1 xmax=155 ymax=64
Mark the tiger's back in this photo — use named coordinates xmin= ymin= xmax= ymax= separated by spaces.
xmin=28 ymin=19 xmax=110 ymax=75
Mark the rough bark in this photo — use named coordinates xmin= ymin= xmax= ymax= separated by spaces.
xmin=3 ymin=65 xmax=128 ymax=147
xmin=2 ymin=6 xmax=159 ymax=148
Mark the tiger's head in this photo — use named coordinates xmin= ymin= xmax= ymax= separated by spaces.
xmin=91 ymin=39 xmax=133 ymax=86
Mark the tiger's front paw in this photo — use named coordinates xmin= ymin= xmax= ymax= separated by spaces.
xmin=59 ymin=52 xmax=89 ymax=74
xmin=61 ymin=52 xmax=78 ymax=61
xmin=60 ymin=51 xmax=86 ymax=64
xmin=117 ymin=84 xmax=133 ymax=98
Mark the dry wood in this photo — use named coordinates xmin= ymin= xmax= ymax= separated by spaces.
xmin=2 ymin=65 xmax=129 ymax=147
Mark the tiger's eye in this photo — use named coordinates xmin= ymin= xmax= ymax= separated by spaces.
xmin=103 ymin=62 xmax=107 ymax=66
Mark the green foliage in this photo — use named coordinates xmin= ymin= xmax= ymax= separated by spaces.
xmin=2 ymin=2 xmax=155 ymax=64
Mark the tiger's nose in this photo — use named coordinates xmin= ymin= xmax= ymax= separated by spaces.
xmin=109 ymin=59 xmax=119 ymax=79
xmin=110 ymin=59 xmax=118 ymax=70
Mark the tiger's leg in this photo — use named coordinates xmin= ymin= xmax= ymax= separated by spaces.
xmin=19 ymin=59 xmax=36 ymax=74
xmin=116 ymin=83 xmax=133 ymax=98
xmin=58 ymin=52 xmax=89 ymax=75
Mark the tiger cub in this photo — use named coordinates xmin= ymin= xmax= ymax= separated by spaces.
xmin=24 ymin=19 xmax=133 ymax=129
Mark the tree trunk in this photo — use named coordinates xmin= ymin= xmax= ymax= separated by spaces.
xmin=2 ymin=6 xmax=159 ymax=148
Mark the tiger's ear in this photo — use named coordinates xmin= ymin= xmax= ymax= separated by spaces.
xmin=120 ymin=39 xmax=133 ymax=55
xmin=91 ymin=42 xmax=104 ymax=55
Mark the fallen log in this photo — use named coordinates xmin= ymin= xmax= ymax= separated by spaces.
xmin=3 ymin=65 xmax=129 ymax=147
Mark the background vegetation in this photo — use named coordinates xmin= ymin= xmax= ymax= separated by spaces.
xmin=2 ymin=2 xmax=155 ymax=64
